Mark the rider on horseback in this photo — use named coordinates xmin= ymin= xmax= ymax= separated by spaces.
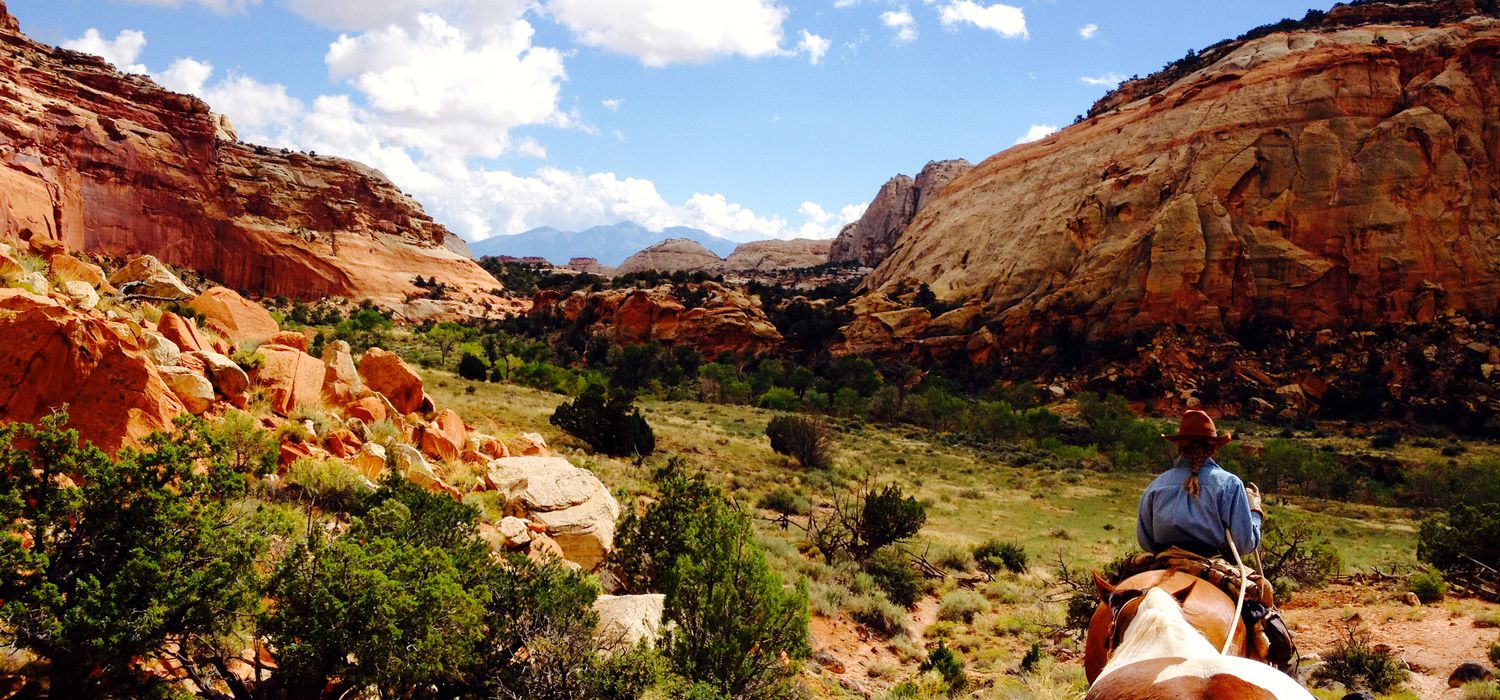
xmin=1131 ymin=410 xmax=1297 ymax=675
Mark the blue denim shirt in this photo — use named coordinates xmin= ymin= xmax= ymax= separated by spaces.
xmin=1137 ymin=457 xmax=1262 ymax=555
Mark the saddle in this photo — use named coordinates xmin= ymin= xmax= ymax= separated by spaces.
xmin=1113 ymin=547 xmax=1298 ymax=675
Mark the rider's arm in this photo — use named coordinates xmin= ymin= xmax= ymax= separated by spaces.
xmin=1223 ymin=480 xmax=1263 ymax=553
xmin=1136 ymin=490 xmax=1158 ymax=551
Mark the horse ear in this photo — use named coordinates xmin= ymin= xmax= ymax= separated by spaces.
xmin=1093 ymin=571 xmax=1116 ymax=601
xmin=1173 ymin=580 xmax=1197 ymax=604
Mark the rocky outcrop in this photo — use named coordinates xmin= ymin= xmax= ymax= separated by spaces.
xmin=564 ymin=257 xmax=616 ymax=277
xmin=189 ymin=287 xmax=280 ymax=346
xmin=0 ymin=6 xmax=506 ymax=310
xmin=615 ymin=238 xmax=723 ymax=276
xmin=551 ymin=282 xmax=783 ymax=357
xmin=828 ymin=159 xmax=973 ymax=267
xmin=0 ymin=288 xmax=184 ymax=452
xmin=721 ymin=238 xmax=831 ymax=272
xmin=593 ymin=594 xmax=665 ymax=648
xmin=358 ymin=348 xmax=426 ymax=415
xmin=484 ymin=456 xmax=621 ymax=570
xmin=853 ymin=11 xmax=1500 ymax=356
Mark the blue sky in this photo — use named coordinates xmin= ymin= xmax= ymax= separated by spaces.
xmin=10 ymin=0 xmax=1328 ymax=242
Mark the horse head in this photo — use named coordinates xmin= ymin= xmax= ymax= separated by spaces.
xmin=1083 ymin=574 xmax=1313 ymax=700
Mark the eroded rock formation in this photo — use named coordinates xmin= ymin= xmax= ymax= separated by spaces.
xmin=721 ymin=238 xmax=831 ymax=272
xmin=615 ymin=238 xmax=723 ymax=276
xmin=828 ymin=159 xmax=973 ymax=267
xmin=549 ymin=282 xmax=783 ymax=357
xmin=855 ymin=10 xmax=1500 ymax=354
xmin=0 ymin=2 xmax=505 ymax=311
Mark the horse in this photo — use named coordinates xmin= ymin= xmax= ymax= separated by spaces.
xmin=1084 ymin=570 xmax=1311 ymax=700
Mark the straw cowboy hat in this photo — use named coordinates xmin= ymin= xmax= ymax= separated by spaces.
xmin=1161 ymin=409 xmax=1232 ymax=447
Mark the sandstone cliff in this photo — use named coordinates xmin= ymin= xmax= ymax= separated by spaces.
xmin=547 ymin=282 xmax=782 ymax=357
xmin=828 ymin=159 xmax=973 ymax=267
xmin=857 ymin=7 xmax=1500 ymax=353
xmin=0 ymin=2 xmax=505 ymax=311
xmin=721 ymin=238 xmax=831 ymax=272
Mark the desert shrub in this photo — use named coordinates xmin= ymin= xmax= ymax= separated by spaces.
xmin=1020 ymin=640 xmax=1045 ymax=673
xmin=549 ymin=382 xmax=655 ymax=459
xmin=0 ymin=414 xmax=269 ymax=696
xmin=457 ymin=351 xmax=489 ymax=381
xmin=612 ymin=461 xmax=810 ymax=697
xmin=1313 ymin=624 xmax=1409 ymax=693
xmin=919 ymin=641 xmax=966 ymax=695
xmin=854 ymin=484 xmax=926 ymax=560
xmin=758 ymin=386 xmax=801 ymax=412
xmin=865 ymin=550 xmax=924 ymax=607
xmin=758 ymin=487 xmax=812 ymax=516
xmin=937 ymin=590 xmax=988 ymax=623
xmin=1260 ymin=518 xmax=1341 ymax=586
xmin=203 ymin=408 xmax=278 ymax=475
xmin=973 ymin=539 xmax=1028 ymax=577
xmin=848 ymin=593 xmax=906 ymax=637
xmin=1489 ymin=642 xmax=1500 ymax=668
xmin=231 ymin=347 xmax=265 ymax=371
xmin=1409 ymin=569 xmax=1448 ymax=604
xmin=286 ymin=458 xmax=370 ymax=511
xmin=765 ymin=414 xmax=834 ymax=470
xmin=1464 ymin=681 xmax=1500 ymax=700
xmin=1418 ymin=503 xmax=1500 ymax=577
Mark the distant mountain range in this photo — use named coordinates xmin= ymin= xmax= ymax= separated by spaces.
xmin=467 ymin=222 xmax=739 ymax=266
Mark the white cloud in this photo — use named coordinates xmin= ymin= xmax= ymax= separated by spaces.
xmin=881 ymin=8 xmax=918 ymax=45
xmin=795 ymin=200 xmax=865 ymax=238
xmin=833 ymin=0 xmax=865 ymax=7
xmin=545 ymin=0 xmax=789 ymax=67
xmin=602 ymin=98 xmax=623 ymax=111
xmin=284 ymin=0 xmax=529 ymax=31
xmin=324 ymin=12 xmax=569 ymax=159
xmin=797 ymin=30 xmax=831 ymax=65
xmin=938 ymin=1 xmax=1027 ymax=39
xmin=1079 ymin=23 xmax=1098 ymax=40
xmin=1080 ymin=71 xmax=1126 ymax=87
xmin=1014 ymin=123 xmax=1057 ymax=144
xmin=63 ymin=29 xmax=148 ymax=74
xmin=122 ymin=0 xmax=260 ymax=14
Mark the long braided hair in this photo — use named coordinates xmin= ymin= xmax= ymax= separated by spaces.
xmin=1180 ymin=440 xmax=1211 ymax=497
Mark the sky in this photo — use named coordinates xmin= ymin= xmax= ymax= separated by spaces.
xmin=9 ymin=0 xmax=1330 ymax=244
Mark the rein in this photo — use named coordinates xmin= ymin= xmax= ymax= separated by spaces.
xmin=1221 ymin=527 xmax=1250 ymax=655
xmin=1104 ymin=588 xmax=1145 ymax=651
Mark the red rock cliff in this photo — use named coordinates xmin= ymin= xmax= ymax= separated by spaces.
xmin=0 ymin=2 xmax=503 ymax=309
xmin=859 ymin=6 xmax=1500 ymax=351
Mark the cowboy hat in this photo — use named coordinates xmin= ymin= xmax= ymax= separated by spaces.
xmin=1161 ymin=409 xmax=1232 ymax=447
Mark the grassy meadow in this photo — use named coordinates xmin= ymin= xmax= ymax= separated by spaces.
xmin=425 ymin=371 xmax=1451 ymax=699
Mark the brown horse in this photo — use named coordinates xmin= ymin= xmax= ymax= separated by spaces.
xmin=1083 ymin=570 xmax=1311 ymax=700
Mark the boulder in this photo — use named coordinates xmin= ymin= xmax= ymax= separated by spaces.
xmin=141 ymin=331 xmax=181 ymax=367
xmin=48 ymin=255 xmax=110 ymax=290
xmin=1449 ymin=662 xmax=1494 ymax=688
xmin=320 ymin=339 xmax=361 ymax=403
xmin=60 ymin=280 xmax=99 ymax=310
xmin=392 ymin=444 xmax=460 ymax=500
xmin=158 ymin=365 xmax=215 ymax=415
xmin=420 ymin=409 xmax=466 ymax=463
xmin=352 ymin=441 xmax=387 ymax=481
xmin=593 ymin=594 xmax=666 ymax=649
xmin=265 ymin=330 xmax=308 ymax=352
xmin=188 ymin=287 xmax=280 ymax=346
xmin=253 ymin=345 xmax=325 ymax=416
xmin=189 ymin=351 xmax=250 ymax=408
xmin=484 ymin=456 xmax=621 ymax=570
xmin=498 ymin=516 xmax=532 ymax=546
xmin=358 ymin=347 xmax=425 ymax=415
xmin=156 ymin=311 xmax=213 ymax=354
xmin=107 ymin=255 xmax=193 ymax=300
xmin=516 ymin=432 xmax=549 ymax=457
xmin=322 ymin=429 xmax=361 ymax=459
xmin=0 ymin=289 xmax=185 ymax=453
xmin=345 ymin=395 xmax=389 ymax=425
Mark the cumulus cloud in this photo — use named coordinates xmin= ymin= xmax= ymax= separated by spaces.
xmin=1079 ymin=23 xmax=1098 ymax=40
xmin=797 ymin=30 xmax=831 ymax=65
xmin=881 ymin=8 xmax=918 ymax=45
xmin=122 ymin=0 xmax=261 ymax=14
xmin=1014 ymin=123 xmax=1058 ymax=144
xmin=602 ymin=98 xmax=623 ymax=111
xmin=63 ymin=29 xmax=148 ymax=74
xmin=796 ymin=200 xmax=865 ymax=238
xmin=938 ymin=1 xmax=1027 ymax=39
xmin=284 ymin=0 xmax=529 ymax=31
xmin=545 ymin=0 xmax=789 ymax=67
xmin=1080 ymin=71 xmax=1126 ymax=87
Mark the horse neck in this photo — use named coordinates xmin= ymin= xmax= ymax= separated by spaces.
xmin=1101 ymin=593 xmax=1222 ymax=676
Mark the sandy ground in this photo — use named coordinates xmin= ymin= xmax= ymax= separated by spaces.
xmin=1282 ymin=583 xmax=1500 ymax=698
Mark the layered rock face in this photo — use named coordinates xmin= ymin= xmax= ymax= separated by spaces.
xmin=721 ymin=238 xmax=831 ymax=272
xmin=828 ymin=159 xmax=973 ymax=266
xmin=614 ymin=238 xmax=723 ymax=276
xmin=0 ymin=3 xmax=502 ymax=309
xmin=859 ymin=12 xmax=1500 ymax=352
xmin=550 ymin=282 xmax=783 ymax=356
